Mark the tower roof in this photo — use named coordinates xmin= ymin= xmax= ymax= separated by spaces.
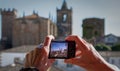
xmin=61 ymin=0 xmax=68 ymax=9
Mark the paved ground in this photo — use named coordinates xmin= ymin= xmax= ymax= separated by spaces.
xmin=0 ymin=64 xmax=63 ymax=71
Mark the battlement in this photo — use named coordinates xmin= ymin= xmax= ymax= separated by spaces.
xmin=0 ymin=8 xmax=17 ymax=15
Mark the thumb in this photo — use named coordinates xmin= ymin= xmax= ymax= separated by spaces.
xmin=44 ymin=35 xmax=54 ymax=47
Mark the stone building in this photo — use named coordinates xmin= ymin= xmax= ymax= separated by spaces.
xmin=82 ymin=18 xmax=104 ymax=45
xmin=98 ymin=34 xmax=120 ymax=47
xmin=82 ymin=18 xmax=104 ymax=39
xmin=1 ymin=9 xmax=17 ymax=48
xmin=56 ymin=0 xmax=72 ymax=39
xmin=0 ymin=0 xmax=73 ymax=49
xmin=0 ymin=9 xmax=57 ymax=48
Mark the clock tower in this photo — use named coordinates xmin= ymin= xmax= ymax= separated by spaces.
xmin=56 ymin=0 xmax=72 ymax=39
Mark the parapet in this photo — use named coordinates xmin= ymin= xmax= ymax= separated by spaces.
xmin=0 ymin=8 xmax=17 ymax=15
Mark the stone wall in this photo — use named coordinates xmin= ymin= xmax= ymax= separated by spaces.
xmin=12 ymin=16 xmax=57 ymax=47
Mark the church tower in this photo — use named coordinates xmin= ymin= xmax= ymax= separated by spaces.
xmin=57 ymin=0 xmax=72 ymax=39
xmin=1 ymin=8 xmax=17 ymax=48
xmin=82 ymin=18 xmax=104 ymax=40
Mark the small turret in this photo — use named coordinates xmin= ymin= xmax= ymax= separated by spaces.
xmin=0 ymin=8 xmax=2 ymax=14
xmin=22 ymin=11 xmax=25 ymax=18
xmin=33 ymin=10 xmax=38 ymax=16
xmin=61 ymin=0 xmax=68 ymax=10
xmin=1 ymin=8 xmax=17 ymax=16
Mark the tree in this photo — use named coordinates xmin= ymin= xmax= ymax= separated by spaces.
xmin=112 ymin=43 xmax=120 ymax=51
xmin=95 ymin=44 xmax=111 ymax=51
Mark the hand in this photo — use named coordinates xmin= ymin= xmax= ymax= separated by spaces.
xmin=64 ymin=35 xmax=115 ymax=71
xmin=24 ymin=35 xmax=55 ymax=71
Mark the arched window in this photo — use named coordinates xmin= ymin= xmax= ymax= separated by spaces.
xmin=95 ymin=31 xmax=98 ymax=36
xmin=63 ymin=14 xmax=67 ymax=22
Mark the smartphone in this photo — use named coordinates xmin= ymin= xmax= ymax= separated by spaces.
xmin=48 ymin=41 xmax=76 ymax=59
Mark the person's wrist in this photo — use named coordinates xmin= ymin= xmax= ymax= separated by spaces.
xmin=85 ymin=59 xmax=115 ymax=71
xmin=80 ymin=50 xmax=114 ymax=71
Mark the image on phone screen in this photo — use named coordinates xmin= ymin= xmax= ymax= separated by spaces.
xmin=50 ymin=41 xmax=68 ymax=58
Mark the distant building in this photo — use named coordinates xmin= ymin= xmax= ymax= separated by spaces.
xmin=0 ymin=9 xmax=57 ymax=48
xmin=93 ymin=33 xmax=120 ymax=47
xmin=56 ymin=0 xmax=72 ymax=39
xmin=103 ymin=34 xmax=120 ymax=46
xmin=0 ymin=0 xmax=73 ymax=49
xmin=82 ymin=18 xmax=120 ymax=47
xmin=82 ymin=18 xmax=104 ymax=45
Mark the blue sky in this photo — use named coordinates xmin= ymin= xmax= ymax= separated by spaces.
xmin=51 ymin=42 xmax=68 ymax=51
xmin=0 ymin=0 xmax=120 ymax=39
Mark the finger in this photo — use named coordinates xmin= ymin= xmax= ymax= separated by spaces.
xmin=47 ymin=59 xmax=55 ymax=68
xmin=49 ymin=59 xmax=55 ymax=63
xmin=28 ymin=51 xmax=34 ymax=66
xmin=24 ymin=54 xmax=30 ymax=67
xmin=43 ymin=35 xmax=55 ymax=48
xmin=32 ymin=48 xmax=38 ymax=66
xmin=34 ymin=48 xmax=43 ymax=66
xmin=76 ymin=44 xmax=81 ymax=51
xmin=25 ymin=52 xmax=33 ymax=67
xmin=43 ymin=46 xmax=49 ymax=55
xmin=64 ymin=58 xmax=75 ymax=64
xmin=30 ymin=50 xmax=35 ymax=66
xmin=64 ymin=58 xmax=83 ymax=66
xmin=65 ymin=35 xmax=90 ymax=51
xmin=75 ymin=50 xmax=82 ymax=57
xmin=45 ymin=59 xmax=55 ymax=69
xmin=64 ymin=50 xmax=82 ymax=63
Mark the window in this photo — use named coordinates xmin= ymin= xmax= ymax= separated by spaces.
xmin=119 ymin=59 xmax=120 ymax=64
xmin=63 ymin=14 xmax=67 ymax=22
xmin=108 ymin=38 xmax=114 ymax=42
xmin=111 ymin=59 xmax=115 ymax=64
xmin=94 ymin=31 xmax=98 ymax=36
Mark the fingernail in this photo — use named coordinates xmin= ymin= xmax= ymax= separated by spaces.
xmin=37 ymin=43 xmax=44 ymax=49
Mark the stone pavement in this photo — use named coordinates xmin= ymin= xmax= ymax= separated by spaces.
xmin=0 ymin=64 xmax=63 ymax=71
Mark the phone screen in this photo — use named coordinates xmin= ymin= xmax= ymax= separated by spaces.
xmin=49 ymin=41 xmax=76 ymax=59
xmin=49 ymin=41 xmax=68 ymax=58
